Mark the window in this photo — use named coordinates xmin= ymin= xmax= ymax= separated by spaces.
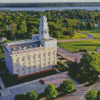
xmin=27 ymin=56 xmax=30 ymax=60
xmin=48 ymin=52 xmax=50 ymax=56
xmin=53 ymin=61 xmax=55 ymax=64
xmin=16 ymin=69 xmax=19 ymax=72
xmin=33 ymin=55 xmax=35 ymax=59
xmin=48 ymin=62 xmax=50 ymax=66
xmin=43 ymin=63 xmax=45 ymax=66
xmin=43 ymin=53 xmax=45 ymax=57
xmin=22 ymin=67 xmax=24 ymax=71
xmin=38 ymin=54 xmax=40 ymax=58
xmin=16 ymin=58 xmax=19 ymax=63
xmin=22 ymin=57 xmax=24 ymax=61
xmin=45 ymin=31 xmax=46 ymax=33
xmin=53 ymin=52 xmax=55 ymax=55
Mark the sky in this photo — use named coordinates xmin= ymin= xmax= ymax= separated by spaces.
xmin=0 ymin=0 xmax=100 ymax=3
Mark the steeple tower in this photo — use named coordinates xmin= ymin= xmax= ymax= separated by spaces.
xmin=39 ymin=15 xmax=49 ymax=39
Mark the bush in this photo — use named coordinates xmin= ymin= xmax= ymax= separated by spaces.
xmin=14 ymin=94 xmax=25 ymax=100
xmin=45 ymin=83 xmax=58 ymax=100
xmin=97 ymin=90 xmax=100 ymax=100
xmin=57 ymin=61 xmax=65 ymax=68
xmin=12 ymin=74 xmax=18 ymax=81
xmin=24 ymin=91 xmax=38 ymax=100
xmin=79 ymin=49 xmax=87 ymax=52
xmin=85 ymin=89 xmax=97 ymax=100
xmin=60 ymin=79 xmax=75 ymax=94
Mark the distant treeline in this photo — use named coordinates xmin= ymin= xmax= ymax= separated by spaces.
xmin=0 ymin=2 xmax=100 ymax=7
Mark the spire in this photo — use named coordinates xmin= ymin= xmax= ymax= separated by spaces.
xmin=38 ymin=15 xmax=49 ymax=39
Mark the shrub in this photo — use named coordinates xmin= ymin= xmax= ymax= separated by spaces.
xmin=85 ymin=89 xmax=97 ymax=100
xmin=45 ymin=83 xmax=58 ymax=100
xmin=60 ymin=79 xmax=75 ymax=94
xmin=14 ymin=94 xmax=25 ymax=100
xmin=57 ymin=61 xmax=65 ymax=68
xmin=97 ymin=90 xmax=100 ymax=100
xmin=24 ymin=91 xmax=38 ymax=100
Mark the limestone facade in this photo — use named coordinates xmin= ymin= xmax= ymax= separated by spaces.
xmin=3 ymin=15 xmax=57 ymax=77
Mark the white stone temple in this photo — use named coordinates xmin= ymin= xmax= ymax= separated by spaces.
xmin=3 ymin=15 xmax=57 ymax=77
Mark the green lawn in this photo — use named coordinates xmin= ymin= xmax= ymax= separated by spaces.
xmin=81 ymin=28 xmax=100 ymax=39
xmin=57 ymin=39 xmax=100 ymax=53
xmin=57 ymin=33 xmax=88 ymax=40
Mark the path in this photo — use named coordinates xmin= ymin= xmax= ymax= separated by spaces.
xmin=57 ymin=32 xmax=94 ymax=43
xmin=57 ymin=32 xmax=94 ymax=62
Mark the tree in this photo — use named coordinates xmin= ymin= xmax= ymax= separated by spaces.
xmin=24 ymin=91 xmax=38 ymax=100
xmin=14 ymin=94 xmax=25 ymax=100
xmin=85 ymin=89 xmax=97 ymax=100
xmin=79 ymin=53 xmax=99 ymax=83
xmin=20 ymin=20 xmax=27 ymax=38
xmin=53 ymin=30 xmax=61 ymax=38
xmin=60 ymin=79 xmax=75 ymax=94
xmin=97 ymin=90 xmax=100 ymax=100
xmin=45 ymin=83 xmax=58 ymax=100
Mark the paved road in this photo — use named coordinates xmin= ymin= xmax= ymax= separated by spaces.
xmin=57 ymin=32 xmax=94 ymax=43
xmin=0 ymin=71 xmax=80 ymax=100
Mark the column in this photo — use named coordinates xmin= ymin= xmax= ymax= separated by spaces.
xmin=45 ymin=52 xmax=47 ymax=69
xmin=54 ymin=50 xmax=57 ymax=66
xmin=24 ymin=56 xmax=28 ymax=75
xmin=40 ymin=53 xmax=43 ymax=70
xmin=50 ymin=51 xmax=52 ymax=65
xmin=35 ymin=54 xmax=38 ymax=72
xmin=30 ymin=54 xmax=33 ymax=73
xmin=18 ymin=57 xmax=22 ymax=76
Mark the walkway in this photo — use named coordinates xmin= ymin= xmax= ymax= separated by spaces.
xmin=57 ymin=32 xmax=94 ymax=43
xmin=57 ymin=32 xmax=94 ymax=62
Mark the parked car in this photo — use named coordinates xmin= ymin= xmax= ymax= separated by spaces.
xmin=39 ymin=79 xmax=45 ymax=84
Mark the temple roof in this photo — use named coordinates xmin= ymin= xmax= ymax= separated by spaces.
xmin=9 ymin=41 xmax=42 ymax=51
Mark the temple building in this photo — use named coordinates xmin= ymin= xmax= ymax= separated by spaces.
xmin=3 ymin=15 xmax=57 ymax=77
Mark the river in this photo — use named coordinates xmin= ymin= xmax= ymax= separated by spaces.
xmin=0 ymin=6 xmax=100 ymax=11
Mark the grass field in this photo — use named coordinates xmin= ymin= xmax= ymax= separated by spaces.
xmin=57 ymin=33 xmax=88 ymax=40
xmin=81 ymin=28 xmax=100 ymax=38
xmin=57 ymin=39 xmax=100 ymax=53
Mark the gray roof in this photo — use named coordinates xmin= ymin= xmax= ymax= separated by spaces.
xmin=9 ymin=41 xmax=42 ymax=51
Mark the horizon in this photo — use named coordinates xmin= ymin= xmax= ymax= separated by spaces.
xmin=0 ymin=0 xmax=100 ymax=3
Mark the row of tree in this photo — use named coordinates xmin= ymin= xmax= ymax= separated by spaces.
xmin=14 ymin=79 xmax=75 ymax=100
xmin=0 ymin=2 xmax=100 ymax=7
xmin=0 ymin=10 xmax=98 ymax=40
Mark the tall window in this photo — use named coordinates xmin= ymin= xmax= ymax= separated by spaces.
xmin=43 ymin=53 xmax=45 ymax=57
xmin=16 ymin=58 xmax=19 ymax=63
xmin=22 ymin=57 xmax=24 ymax=61
xmin=27 ymin=56 xmax=30 ymax=60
